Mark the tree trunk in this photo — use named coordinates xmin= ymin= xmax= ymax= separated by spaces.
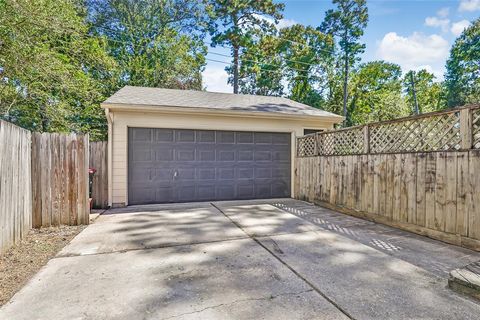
xmin=343 ymin=47 xmax=349 ymax=125
xmin=233 ymin=44 xmax=239 ymax=94
xmin=410 ymin=72 xmax=419 ymax=114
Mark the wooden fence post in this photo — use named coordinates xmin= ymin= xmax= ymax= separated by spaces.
xmin=460 ymin=108 xmax=473 ymax=150
xmin=363 ymin=125 xmax=370 ymax=154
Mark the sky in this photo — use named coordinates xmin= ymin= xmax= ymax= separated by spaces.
xmin=202 ymin=0 xmax=480 ymax=93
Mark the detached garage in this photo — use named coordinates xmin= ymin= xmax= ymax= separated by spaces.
xmin=102 ymin=86 xmax=343 ymax=207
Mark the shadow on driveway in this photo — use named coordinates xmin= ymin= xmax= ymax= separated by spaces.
xmin=1 ymin=199 xmax=480 ymax=320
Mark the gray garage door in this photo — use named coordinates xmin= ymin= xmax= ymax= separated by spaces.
xmin=128 ymin=128 xmax=291 ymax=204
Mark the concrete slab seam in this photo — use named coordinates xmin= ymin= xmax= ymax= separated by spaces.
xmin=209 ymin=202 xmax=355 ymax=320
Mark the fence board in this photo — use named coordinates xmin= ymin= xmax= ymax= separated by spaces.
xmin=0 ymin=120 xmax=32 ymax=254
xmin=416 ymin=154 xmax=426 ymax=227
xmin=295 ymin=105 xmax=480 ymax=250
xmin=31 ymin=132 xmax=89 ymax=228
xmin=469 ymin=150 xmax=480 ymax=240
xmin=295 ymin=150 xmax=480 ymax=250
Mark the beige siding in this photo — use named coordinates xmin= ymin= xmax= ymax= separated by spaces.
xmin=109 ymin=110 xmax=335 ymax=206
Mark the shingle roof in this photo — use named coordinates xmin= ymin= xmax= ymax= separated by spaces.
xmin=103 ymin=86 xmax=342 ymax=120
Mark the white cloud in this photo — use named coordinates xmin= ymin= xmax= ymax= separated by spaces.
xmin=424 ymin=16 xmax=450 ymax=32
xmin=202 ymin=64 xmax=232 ymax=93
xmin=276 ymin=18 xmax=297 ymax=29
xmin=376 ymin=32 xmax=450 ymax=78
xmin=451 ymin=19 xmax=471 ymax=36
xmin=459 ymin=0 xmax=480 ymax=12
xmin=253 ymin=14 xmax=297 ymax=30
xmin=437 ymin=7 xmax=450 ymax=18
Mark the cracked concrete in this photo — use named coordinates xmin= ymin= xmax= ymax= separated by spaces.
xmin=1 ymin=199 xmax=480 ymax=320
xmin=159 ymin=289 xmax=315 ymax=320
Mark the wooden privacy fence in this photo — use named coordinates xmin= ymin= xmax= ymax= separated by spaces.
xmin=89 ymin=141 xmax=108 ymax=209
xmin=0 ymin=121 xmax=32 ymax=253
xmin=295 ymin=105 xmax=480 ymax=251
xmin=0 ymin=120 xmax=96 ymax=255
xmin=31 ymin=133 xmax=90 ymax=227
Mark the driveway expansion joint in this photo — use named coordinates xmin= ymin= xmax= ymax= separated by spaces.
xmin=209 ymin=203 xmax=356 ymax=320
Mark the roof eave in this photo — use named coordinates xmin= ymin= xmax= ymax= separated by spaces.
xmin=100 ymin=102 xmax=344 ymax=123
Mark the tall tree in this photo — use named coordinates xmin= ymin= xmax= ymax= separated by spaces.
xmin=207 ymin=0 xmax=284 ymax=94
xmin=280 ymin=25 xmax=335 ymax=109
xmin=403 ymin=70 xmax=446 ymax=114
xmin=444 ymin=18 xmax=480 ymax=107
xmin=320 ymin=0 xmax=368 ymax=125
xmin=238 ymin=35 xmax=284 ymax=96
xmin=0 ymin=0 xmax=115 ymax=139
xmin=87 ymin=0 xmax=208 ymax=90
xmin=348 ymin=61 xmax=407 ymax=125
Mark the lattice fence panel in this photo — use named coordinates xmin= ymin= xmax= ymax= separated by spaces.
xmin=297 ymin=134 xmax=316 ymax=157
xmin=473 ymin=108 xmax=480 ymax=149
xmin=318 ymin=127 xmax=364 ymax=155
xmin=369 ymin=111 xmax=462 ymax=153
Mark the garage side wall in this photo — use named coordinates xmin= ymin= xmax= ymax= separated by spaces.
xmin=109 ymin=110 xmax=334 ymax=206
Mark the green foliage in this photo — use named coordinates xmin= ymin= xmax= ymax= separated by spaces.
xmin=87 ymin=0 xmax=208 ymax=90
xmin=0 ymin=0 xmax=116 ymax=140
xmin=349 ymin=61 xmax=408 ymax=125
xmin=320 ymin=0 xmax=369 ymax=124
xmin=238 ymin=35 xmax=284 ymax=96
xmin=280 ymin=25 xmax=334 ymax=108
xmin=237 ymin=24 xmax=334 ymax=104
xmin=445 ymin=18 xmax=480 ymax=107
xmin=403 ymin=70 xmax=446 ymax=114
xmin=206 ymin=0 xmax=284 ymax=93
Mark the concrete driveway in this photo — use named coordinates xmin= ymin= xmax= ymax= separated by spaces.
xmin=2 ymin=199 xmax=480 ymax=320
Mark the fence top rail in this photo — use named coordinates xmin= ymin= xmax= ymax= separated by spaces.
xmin=368 ymin=104 xmax=480 ymax=127
xmin=297 ymin=104 xmax=480 ymax=157
xmin=297 ymin=104 xmax=480 ymax=140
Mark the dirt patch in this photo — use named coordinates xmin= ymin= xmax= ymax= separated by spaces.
xmin=0 ymin=225 xmax=85 ymax=306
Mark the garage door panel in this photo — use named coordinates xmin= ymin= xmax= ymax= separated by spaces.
xmin=238 ymin=150 xmax=254 ymax=161
xmin=272 ymin=167 xmax=291 ymax=178
xmin=217 ymin=150 xmax=235 ymax=161
xmin=255 ymin=184 xmax=272 ymax=198
xmin=197 ymin=168 xmax=216 ymax=180
xmin=237 ymin=167 xmax=254 ymax=179
xmin=130 ymin=187 xmax=155 ymax=203
xmin=132 ymin=128 xmax=152 ymax=141
xmin=156 ymin=187 xmax=175 ymax=203
xmin=197 ymin=149 xmax=216 ymax=161
xmin=155 ymin=129 xmax=174 ymax=142
xmin=154 ymin=168 xmax=174 ymax=181
xmin=218 ymin=167 xmax=235 ymax=180
xmin=255 ymin=132 xmax=273 ymax=144
xmin=272 ymin=133 xmax=290 ymax=144
xmin=156 ymin=148 xmax=174 ymax=161
xmin=236 ymin=132 xmax=254 ymax=144
xmin=255 ymin=168 xmax=272 ymax=179
xmin=176 ymin=130 xmax=195 ymax=142
xmin=217 ymin=131 xmax=235 ymax=143
xmin=196 ymin=130 xmax=216 ymax=143
xmin=254 ymin=151 xmax=272 ymax=162
xmin=177 ymin=186 xmax=196 ymax=202
xmin=197 ymin=185 xmax=216 ymax=200
xmin=216 ymin=185 xmax=235 ymax=200
xmin=272 ymin=182 xmax=290 ymax=197
xmin=128 ymin=128 xmax=291 ymax=204
xmin=132 ymin=150 xmax=152 ymax=162
xmin=176 ymin=168 xmax=195 ymax=181
xmin=175 ymin=149 xmax=195 ymax=161
xmin=237 ymin=184 xmax=255 ymax=199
